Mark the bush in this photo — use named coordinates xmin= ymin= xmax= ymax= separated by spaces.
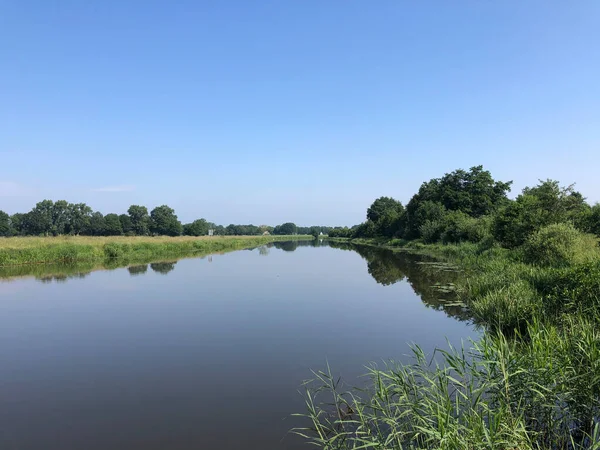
xmin=522 ymin=222 xmax=599 ymax=267
xmin=470 ymin=280 xmax=541 ymax=335
xmin=420 ymin=220 xmax=444 ymax=243
xmin=442 ymin=212 xmax=492 ymax=244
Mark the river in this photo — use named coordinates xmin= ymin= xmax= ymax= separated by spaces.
xmin=0 ymin=240 xmax=476 ymax=449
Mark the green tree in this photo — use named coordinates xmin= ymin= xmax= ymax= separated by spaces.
xmin=85 ymin=212 xmax=106 ymax=236
xmin=119 ymin=214 xmax=133 ymax=234
xmin=0 ymin=210 xmax=10 ymax=236
xmin=9 ymin=213 xmax=25 ymax=236
xmin=588 ymin=204 xmax=600 ymax=236
xmin=51 ymin=200 xmax=70 ymax=235
xmin=150 ymin=205 xmax=182 ymax=236
xmin=183 ymin=218 xmax=209 ymax=236
xmin=104 ymin=213 xmax=123 ymax=236
xmin=367 ymin=197 xmax=404 ymax=223
xmin=273 ymin=222 xmax=297 ymax=235
xmin=492 ymin=180 xmax=589 ymax=248
xmin=128 ymin=205 xmax=150 ymax=236
xmin=24 ymin=200 xmax=54 ymax=235
xmin=68 ymin=203 xmax=92 ymax=235
xmin=406 ymin=166 xmax=512 ymax=222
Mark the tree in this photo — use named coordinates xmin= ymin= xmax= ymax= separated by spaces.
xmin=150 ymin=205 xmax=182 ymax=236
xmin=119 ymin=214 xmax=133 ymax=234
xmin=492 ymin=180 xmax=589 ymax=248
xmin=24 ymin=200 xmax=54 ymax=235
xmin=406 ymin=166 xmax=512 ymax=221
xmin=367 ymin=197 xmax=404 ymax=223
xmin=0 ymin=210 xmax=10 ymax=236
xmin=128 ymin=205 xmax=150 ymax=236
xmin=51 ymin=200 xmax=70 ymax=235
xmin=183 ymin=218 xmax=209 ymax=236
xmin=104 ymin=213 xmax=123 ymax=236
xmin=273 ymin=222 xmax=297 ymax=235
xmin=69 ymin=203 xmax=92 ymax=235
xmin=85 ymin=212 xmax=106 ymax=236
xmin=9 ymin=213 xmax=25 ymax=236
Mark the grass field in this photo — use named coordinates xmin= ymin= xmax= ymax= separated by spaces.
xmin=0 ymin=235 xmax=312 ymax=266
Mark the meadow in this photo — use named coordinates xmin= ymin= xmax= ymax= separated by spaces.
xmin=0 ymin=235 xmax=312 ymax=266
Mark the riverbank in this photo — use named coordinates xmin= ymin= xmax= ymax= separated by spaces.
xmin=0 ymin=235 xmax=313 ymax=266
xmin=298 ymin=237 xmax=600 ymax=448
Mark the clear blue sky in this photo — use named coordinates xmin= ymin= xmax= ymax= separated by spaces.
xmin=1 ymin=1 xmax=599 ymax=226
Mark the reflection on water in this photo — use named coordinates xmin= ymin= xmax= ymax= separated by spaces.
xmin=0 ymin=239 xmax=475 ymax=450
xmin=0 ymin=241 xmax=468 ymax=321
xmin=127 ymin=264 xmax=148 ymax=276
xmin=328 ymin=242 xmax=469 ymax=321
xmin=150 ymin=261 xmax=177 ymax=275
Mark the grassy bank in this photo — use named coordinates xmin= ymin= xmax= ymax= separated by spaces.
xmin=296 ymin=238 xmax=600 ymax=449
xmin=0 ymin=235 xmax=313 ymax=266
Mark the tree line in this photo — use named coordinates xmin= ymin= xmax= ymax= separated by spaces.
xmin=329 ymin=165 xmax=600 ymax=249
xmin=0 ymin=201 xmax=332 ymax=238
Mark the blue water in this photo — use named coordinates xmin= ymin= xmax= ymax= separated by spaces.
xmin=0 ymin=241 xmax=476 ymax=449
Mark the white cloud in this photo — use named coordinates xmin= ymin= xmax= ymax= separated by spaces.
xmin=91 ymin=185 xmax=136 ymax=193
xmin=0 ymin=181 xmax=31 ymax=197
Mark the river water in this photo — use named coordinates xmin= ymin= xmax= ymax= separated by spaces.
xmin=0 ymin=240 xmax=476 ymax=449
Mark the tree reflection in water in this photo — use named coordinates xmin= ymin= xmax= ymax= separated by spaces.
xmin=328 ymin=241 xmax=471 ymax=322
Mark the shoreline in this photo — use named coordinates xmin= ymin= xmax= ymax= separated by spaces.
xmin=0 ymin=235 xmax=313 ymax=267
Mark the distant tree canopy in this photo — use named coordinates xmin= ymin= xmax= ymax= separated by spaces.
xmin=183 ymin=219 xmax=209 ymax=236
xmin=339 ymin=165 xmax=600 ymax=250
xmin=273 ymin=222 xmax=298 ymax=235
xmin=0 ymin=210 xmax=10 ymax=236
xmin=150 ymin=205 xmax=182 ymax=236
xmin=1 ymin=201 xmax=329 ymax=238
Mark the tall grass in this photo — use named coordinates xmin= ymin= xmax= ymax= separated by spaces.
xmin=295 ymin=237 xmax=600 ymax=448
xmin=0 ymin=235 xmax=313 ymax=266
xmin=295 ymin=321 xmax=600 ymax=449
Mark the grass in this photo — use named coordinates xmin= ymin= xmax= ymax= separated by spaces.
xmin=296 ymin=237 xmax=600 ymax=448
xmin=0 ymin=235 xmax=313 ymax=266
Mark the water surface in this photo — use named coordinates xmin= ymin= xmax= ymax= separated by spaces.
xmin=0 ymin=241 xmax=476 ymax=449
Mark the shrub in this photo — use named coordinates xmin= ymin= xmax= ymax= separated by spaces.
xmin=442 ymin=212 xmax=492 ymax=244
xmin=420 ymin=220 xmax=444 ymax=243
xmin=470 ymin=280 xmax=541 ymax=335
xmin=522 ymin=222 xmax=599 ymax=267
xmin=103 ymin=242 xmax=127 ymax=258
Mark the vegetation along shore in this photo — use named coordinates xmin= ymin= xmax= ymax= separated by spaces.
xmin=296 ymin=166 xmax=600 ymax=449
xmin=0 ymin=235 xmax=313 ymax=267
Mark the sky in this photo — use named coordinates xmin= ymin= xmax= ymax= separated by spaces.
xmin=1 ymin=1 xmax=599 ymax=226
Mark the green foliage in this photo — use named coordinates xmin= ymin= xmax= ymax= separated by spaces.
xmin=585 ymin=203 xmax=600 ymax=236
xmin=104 ymin=213 xmax=123 ymax=236
xmin=493 ymin=181 xmax=590 ymax=248
xmin=441 ymin=212 xmax=492 ymax=244
xmin=420 ymin=219 xmax=445 ymax=243
xmin=522 ymin=222 xmax=599 ymax=267
xmin=9 ymin=213 xmax=25 ymax=236
xmin=69 ymin=203 xmax=92 ymax=235
xmin=407 ymin=165 xmax=511 ymax=223
xmin=470 ymin=280 xmax=541 ymax=334
xmin=85 ymin=212 xmax=106 ymax=236
xmin=119 ymin=214 xmax=133 ymax=234
xmin=296 ymin=325 xmax=600 ymax=450
xmin=0 ymin=210 xmax=10 ymax=236
xmin=24 ymin=199 xmax=54 ymax=235
xmin=128 ymin=205 xmax=150 ymax=236
xmin=183 ymin=218 xmax=209 ymax=236
xmin=150 ymin=205 xmax=182 ymax=236
xmin=366 ymin=196 xmax=404 ymax=223
xmin=273 ymin=222 xmax=297 ymax=235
